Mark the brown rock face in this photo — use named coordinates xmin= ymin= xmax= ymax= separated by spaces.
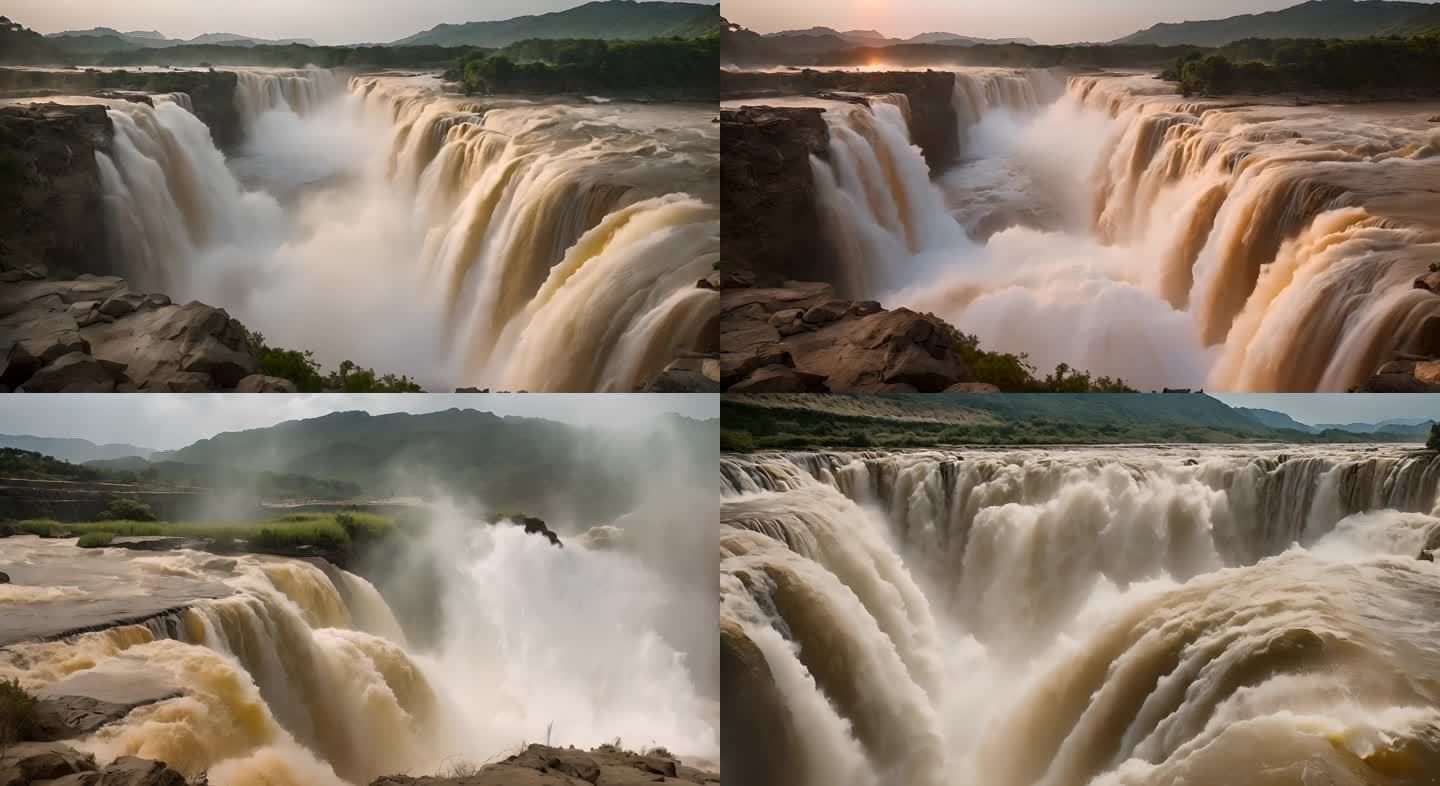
xmin=721 ymin=106 xmax=833 ymax=286
xmin=722 ymin=69 xmax=960 ymax=169
xmin=721 ymin=280 xmax=974 ymax=392
xmin=0 ymin=276 xmax=261 ymax=392
xmin=369 ymin=744 xmax=719 ymax=786
xmin=0 ymin=104 xmax=112 ymax=279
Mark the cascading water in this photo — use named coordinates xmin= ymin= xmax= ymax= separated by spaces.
xmin=721 ymin=444 xmax=1440 ymax=786
xmin=1 ymin=520 xmax=717 ymax=785
xmin=799 ymin=68 xmax=1440 ymax=391
xmin=92 ymin=69 xmax=718 ymax=391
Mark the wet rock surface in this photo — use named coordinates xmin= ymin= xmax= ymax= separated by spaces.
xmin=721 ymin=279 xmax=974 ymax=392
xmin=0 ymin=743 xmax=189 ymax=786
xmin=720 ymin=106 xmax=832 ymax=286
xmin=370 ymin=744 xmax=719 ymax=786
xmin=0 ymin=276 xmax=261 ymax=392
xmin=721 ymin=69 xmax=959 ymax=168
xmin=0 ymin=104 xmax=112 ymax=280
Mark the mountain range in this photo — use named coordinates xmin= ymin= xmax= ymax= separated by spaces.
xmin=1111 ymin=0 xmax=1438 ymax=46
xmin=392 ymin=0 xmax=722 ymax=46
xmin=45 ymin=27 xmax=318 ymax=48
xmin=0 ymin=434 xmax=153 ymax=464
xmin=762 ymin=26 xmax=1037 ymax=48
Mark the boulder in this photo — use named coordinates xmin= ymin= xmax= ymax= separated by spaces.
xmin=32 ymin=694 xmax=176 ymax=742
xmin=369 ymin=743 xmax=718 ymax=786
xmin=1353 ymin=359 xmax=1440 ymax=393
xmin=0 ymin=742 xmax=94 ymax=786
xmin=234 ymin=375 xmax=298 ymax=393
xmin=38 ymin=756 xmax=187 ymax=786
xmin=161 ymin=372 xmax=215 ymax=393
xmin=0 ymin=572 xmax=8 ymax=583
xmin=20 ymin=352 xmax=117 ymax=392
xmin=1 ymin=312 xmax=90 ymax=386
xmin=97 ymin=291 xmax=148 ymax=318
xmin=723 ymin=284 xmax=973 ymax=392
xmin=640 ymin=355 xmax=720 ymax=393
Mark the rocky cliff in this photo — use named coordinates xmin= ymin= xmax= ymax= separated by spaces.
xmin=720 ymin=278 xmax=984 ymax=392
xmin=0 ymin=275 xmax=289 ymax=392
xmin=721 ymin=68 xmax=959 ymax=168
xmin=0 ymin=104 xmax=112 ymax=281
xmin=371 ymin=744 xmax=719 ymax=786
xmin=0 ymin=68 xmax=243 ymax=150
xmin=720 ymin=106 xmax=832 ymax=286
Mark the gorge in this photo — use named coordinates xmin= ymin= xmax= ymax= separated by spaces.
xmin=721 ymin=442 xmax=1440 ymax=786
xmin=720 ymin=65 xmax=1440 ymax=393
xmin=2 ymin=64 xmax=720 ymax=392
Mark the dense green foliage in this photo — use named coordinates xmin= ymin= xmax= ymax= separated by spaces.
xmin=95 ymin=498 xmax=156 ymax=522
xmin=1112 ymin=0 xmax=1432 ymax=47
xmin=0 ymin=678 xmax=38 ymax=747
xmin=0 ymin=447 xmax=110 ymax=482
xmin=0 ymin=16 xmax=61 ymax=63
xmin=950 ymin=330 xmax=1134 ymax=393
xmin=451 ymin=35 xmax=717 ymax=96
xmin=1164 ymin=35 xmax=1440 ymax=94
xmin=92 ymin=43 xmax=483 ymax=69
xmin=244 ymin=330 xmax=423 ymax=393
xmin=717 ymin=394 xmax=1417 ymax=451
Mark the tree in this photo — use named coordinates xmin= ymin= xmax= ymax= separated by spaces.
xmin=1428 ymin=423 xmax=1440 ymax=452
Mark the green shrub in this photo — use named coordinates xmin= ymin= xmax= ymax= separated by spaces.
xmin=719 ymin=429 xmax=755 ymax=453
xmin=0 ymin=678 xmax=38 ymax=746
xmin=96 ymin=498 xmax=157 ymax=522
xmin=77 ymin=531 xmax=116 ymax=548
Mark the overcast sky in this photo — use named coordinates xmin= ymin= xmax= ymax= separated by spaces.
xmin=727 ymin=0 xmax=1440 ymax=45
xmin=1211 ymin=394 xmax=1440 ymax=426
xmin=0 ymin=394 xmax=717 ymax=451
xmin=7 ymin=0 xmax=708 ymax=45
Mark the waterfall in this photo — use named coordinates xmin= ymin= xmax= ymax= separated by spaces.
xmin=721 ymin=445 xmax=1440 ymax=786
xmin=800 ymin=69 xmax=1440 ymax=391
xmin=91 ymin=71 xmax=718 ymax=391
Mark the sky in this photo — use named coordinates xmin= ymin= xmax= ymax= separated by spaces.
xmin=1212 ymin=394 xmax=1440 ymax=426
xmin=727 ymin=0 xmax=1438 ymax=45
xmin=7 ymin=0 xmax=708 ymax=46
xmin=0 ymin=394 xmax=718 ymax=451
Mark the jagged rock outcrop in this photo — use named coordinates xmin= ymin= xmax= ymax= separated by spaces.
xmin=370 ymin=744 xmax=718 ymax=786
xmin=0 ymin=104 xmax=112 ymax=279
xmin=1353 ymin=358 xmax=1440 ymax=392
xmin=721 ymin=106 xmax=832 ymax=286
xmin=0 ymin=742 xmax=187 ymax=786
xmin=721 ymin=279 xmax=974 ymax=392
xmin=0 ymin=276 xmax=261 ymax=392
xmin=32 ymin=693 xmax=179 ymax=743
xmin=0 ymin=68 xmax=242 ymax=150
xmin=721 ymin=68 xmax=959 ymax=168
xmin=641 ymin=352 xmax=720 ymax=392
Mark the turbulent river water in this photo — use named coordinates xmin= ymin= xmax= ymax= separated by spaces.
xmin=87 ymin=67 xmax=718 ymax=391
xmin=721 ymin=444 xmax=1440 ymax=786
xmin=0 ymin=516 xmax=718 ymax=785
xmin=794 ymin=68 xmax=1440 ymax=391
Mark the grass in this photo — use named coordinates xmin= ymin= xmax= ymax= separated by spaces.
xmin=0 ymin=678 xmax=38 ymax=747
xmin=26 ymin=511 xmax=396 ymax=552
xmin=76 ymin=531 xmax=116 ymax=548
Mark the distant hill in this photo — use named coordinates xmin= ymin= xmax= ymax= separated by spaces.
xmin=0 ymin=434 xmax=153 ymax=464
xmin=46 ymin=28 xmax=318 ymax=48
xmin=1111 ymin=0 xmax=1433 ymax=46
xmin=1391 ymin=3 xmax=1440 ymax=34
xmin=762 ymin=25 xmax=1038 ymax=49
xmin=146 ymin=408 xmax=713 ymax=523
xmin=1235 ymin=407 xmax=1319 ymax=433
xmin=393 ymin=0 xmax=721 ymax=47
xmin=721 ymin=394 xmax=1436 ymax=450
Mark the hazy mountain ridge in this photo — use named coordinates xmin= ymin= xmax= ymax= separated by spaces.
xmin=762 ymin=24 xmax=1038 ymax=48
xmin=0 ymin=434 xmax=154 ymax=464
xmin=46 ymin=27 xmax=318 ymax=48
xmin=723 ymin=394 xmax=1438 ymax=450
xmin=392 ymin=0 xmax=722 ymax=47
xmin=1111 ymin=0 xmax=1434 ymax=46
